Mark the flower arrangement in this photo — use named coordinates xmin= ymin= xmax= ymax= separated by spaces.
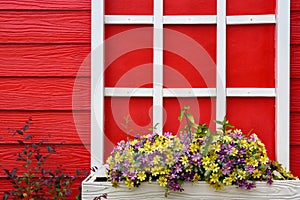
xmin=106 ymin=107 xmax=297 ymax=196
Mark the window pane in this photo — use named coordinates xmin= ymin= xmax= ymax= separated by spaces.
xmin=164 ymin=0 xmax=216 ymax=15
xmin=227 ymin=0 xmax=276 ymax=15
xmin=105 ymin=0 xmax=153 ymax=15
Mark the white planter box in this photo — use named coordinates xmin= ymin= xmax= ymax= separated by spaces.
xmin=82 ymin=171 xmax=300 ymax=200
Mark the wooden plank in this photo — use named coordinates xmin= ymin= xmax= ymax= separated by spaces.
xmin=290 ymin=79 xmax=300 ymax=112
xmin=291 ymin=12 xmax=300 ymax=44
xmin=0 ymin=144 xmax=90 ymax=177
xmin=0 ymin=12 xmax=90 ymax=43
xmin=291 ymin=0 xmax=300 ymax=11
xmin=0 ymin=111 xmax=90 ymax=144
xmin=0 ymin=0 xmax=90 ymax=10
xmin=290 ymin=145 xmax=300 ymax=177
xmin=290 ymin=113 xmax=300 ymax=145
xmin=0 ymin=78 xmax=90 ymax=110
xmin=0 ymin=44 xmax=90 ymax=77
xmin=83 ymin=179 xmax=300 ymax=199
xmin=291 ymin=45 xmax=300 ymax=78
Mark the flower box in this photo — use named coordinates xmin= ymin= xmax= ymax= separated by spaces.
xmin=82 ymin=170 xmax=300 ymax=199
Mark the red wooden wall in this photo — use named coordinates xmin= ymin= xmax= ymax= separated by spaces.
xmin=290 ymin=0 xmax=300 ymax=177
xmin=0 ymin=0 xmax=299 ymax=198
xmin=0 ymin=0 xmax=91 ymax=197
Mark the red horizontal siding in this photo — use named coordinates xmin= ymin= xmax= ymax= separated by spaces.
xmin=291 ymin=12 xmax=300 ymax=45
xmin=0 ymin=45 xmax=90 ymax=77
xmin=292 ymin=0 xmax=300 ymax=11
xmin=0 ymin=177 xmax=85 ymax=199
xmin=0 ymin=0 xmax=90 ymax=10
xmin=291 ymin=45 xmax=300 ymax=79
xmin=291 ymin=113 xmax=300 ymax=145
xmin=290 ymin=79 xmax=300 ymax=112
xmin=0 ymin=78 xmax=90 ymax=110
xmin=0 ymin=12 xmax=90 ymax=43
xmin=0 ymin=144 xmax=90 ymax=177
xmin=290 ymin=145 xmax=300 ymax=177
xmin=0 ymin=111 xmax=90 ymax=144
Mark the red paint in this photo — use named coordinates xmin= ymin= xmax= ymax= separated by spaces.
xmin=227 ymin=0 xmax=276 ymax=15
xmin=290 ymin=146 xmax=300 ymax=177
xmin=291 ymin=12 xmax=300 ymax=45
xmin=0 ymin=45 xmax=90 ymax=77
xmin=0 ymin=78 xmax=90 ymax=110
xmin=227 ymin=25 xmax=275 ymax=88
xmin=291 ymin=45 xmax=300 ymax=78
xmin=105 ymin=0 xmax=153 ymax=15
xmin=0 ymin=12 xmax=90 ymax=43
xmin=164 ymin=0 xmax=216 ymax=15
xmin=163 ymin=98 xmax=216 ymax=134
xmin=227 ymin=98 xmax=275 ymax=160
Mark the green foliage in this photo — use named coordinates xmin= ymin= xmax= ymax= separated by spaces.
xmin=2 ymin=118 xmax=87 ymax=200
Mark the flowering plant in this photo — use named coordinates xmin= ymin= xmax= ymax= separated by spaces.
xmin=106 ymin=107 xmax=296 ymax=195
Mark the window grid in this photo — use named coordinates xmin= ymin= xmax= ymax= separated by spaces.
xmin=91 ymin=0 xmax=290 ymax=174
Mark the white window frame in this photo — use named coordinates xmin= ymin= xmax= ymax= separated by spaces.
xmin=91 ymin=0 xmax=290 ymax=174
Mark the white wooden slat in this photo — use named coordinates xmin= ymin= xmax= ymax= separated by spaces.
xmin=276 ymin=0 xmax=290 ymax=170
xmin=216 ymin=0 xmax=227 ymax=124
xmin=153 ymin=0 xmax=163 ymax=133
xmin=163 ymin=15 xmax=217 ymax=24
xmin=105 ymin=15 xmax=153 ymax=24
xmin=227 ymin=88 xmax=276 ymax=97
xmin=104 ymin=88 xmax=153 ymax=97
xmin=227 ymin=15 xmax=276 ymax=25
xmin=91 ymin=0 xmax=105 ymax=172
xmin=163 ymin=88 xmax=216 ymax=97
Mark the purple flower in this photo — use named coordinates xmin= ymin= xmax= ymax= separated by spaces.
xmin=163 ymin=132 xmax=172 ymax=138
xmin=221 ymin=165 xmax=231 ymax=175
xmin=245 ymin=165 xmax=255 ymax=174
xmin=174 ymin=164 xmax=182 ymax=174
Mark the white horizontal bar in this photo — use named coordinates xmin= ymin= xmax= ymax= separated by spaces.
xmin=104 ymin=88 xmax=153 ymax=97
xmin=105 ymin=15 xmax=153 ymax=24
xmin=227 ymin=88 xmax=276 ymax=97
xmin=163 ymin=88 xmax=216 ymax=97
xmin=227 ymin=15 xmax=276 ymax=25
xmin=163 ymin=15 xmax=217 ymax=24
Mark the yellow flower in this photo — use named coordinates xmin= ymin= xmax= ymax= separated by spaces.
xmin=190 ymin=143 xmax=199 ymax=153
xmin=158 ymin=176 xmax=168 ymax=187
xmin=210 ymin=173 xmax=220 ymax=183
xmin=181 ymin=155 xmax=189 ymax=165
xmin=260 ymin=156 xmax=269 ymax=164
xmin=252 ymin=169 xmax=262 ymax=179
xmin=223 ymin=177 xmax=233 ymax=185
xmin=137 ymin=172 xmax=147 ymax=181
xmin=224 ymin=135 xmax=232 ymax=143
xmin=238 ymin=170 xmax=246 ymax=180
xmin=125 ymin=179 xmax=134 ymax=188
xmin=212 ymin=143 xmax=220 ymax=152
xmin=202 ymin=156 xmax=211 ymax=166
xmin=130 ymin=139 xmax=138 ymax=146
xmin=193 ymin=174 xmax=201 ymax=182
xmin=114 ymin=152 xmax=122 ymax=163
xmin=153 ymin=155 xmax=161 ymax=165
xmin=209 ymin=163 xmax=220 ymax=173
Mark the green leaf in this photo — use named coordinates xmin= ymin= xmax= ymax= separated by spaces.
xmin=186 ymin=113 xmax=195 ymax=124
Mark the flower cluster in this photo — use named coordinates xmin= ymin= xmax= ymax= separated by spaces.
xmin=106 ymin=112 xmax=297 ymax=194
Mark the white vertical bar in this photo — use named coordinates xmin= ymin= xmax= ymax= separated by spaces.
xmin=91 ymin=0 xmax=105 ymax=173
xmin=216 ymin=0 xmax=227 ymax=125
xmin=276 ymin=0 xmax=290 ymax=170
xmin=153 ymin=0 xmax=163 ymax=133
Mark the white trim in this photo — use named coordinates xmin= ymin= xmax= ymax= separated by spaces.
xmin=227 ymin=88 xmax=276 ymax=97
xmin=153 ymin=0 xmax=163 ymax=133
xmin=91 ymin=0 xmax=104 ymax=171
xmin=163 ymin=88 xmax=216 ymax=97
xmin=163 ymin=15 xmax=217 ymax=24
xmin=276 ymin=0 xmax=290 ymax=170
xmin=105 ymin=15 xmax=153 ymax=24
xmin=227 ymin=15 xmax=276 ymax=25
xmin=216 ymin=0 xmax=227 ymax=123
xmin=104 ymin=88 xmax=153 ymax=97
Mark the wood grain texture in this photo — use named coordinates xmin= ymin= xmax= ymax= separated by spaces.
xmin=290 ymin=113 xmax=300 ymax=145
xmin=290 ymin=145 xmax=300 ymax=177
xmin=0 ymin=44 xmax=90 ymax=77
xmin=0 ymin=144 xmax=90 ymax=177
xmin=0 ymin=12 xmax=90 ymax=43
xmin=0 ymin=111 xmax=90 ymax=144
xmin=0 ymin=0 xmax=90 ymax=10
xmin=0 ymin=77 xmax=90 ymax=110
xmin=291 ymin=12 xmax=300 ymax=45
xmin=291 ymin=45 xmax=300 ymax=79
xmin=82 ymin=177 xmax=300 ymax=200
xmin=292 ymin=0 xmax=300 ymax=11
xmin=290 ymin=79 xmax=300 ymax=112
